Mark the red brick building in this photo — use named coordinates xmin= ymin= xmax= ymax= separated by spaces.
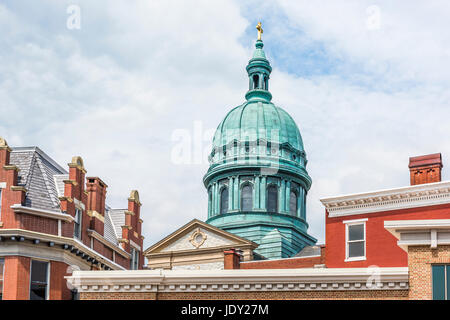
xmin=0 ymin=137 xmax=144 ymax=300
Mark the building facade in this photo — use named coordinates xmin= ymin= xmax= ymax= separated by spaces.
xmin=0 ymin=137 xmax=144 ymax=300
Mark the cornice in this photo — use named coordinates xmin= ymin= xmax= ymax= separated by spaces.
xmin=87 ymin=229 xmax=131 ymax=259
xmin=321 ymin=180 xmax=450 ymax=218
xmin=0 ymin=228 xmax=125 ymax=270
xmin=66 ymin=267 xmax=409 ymax=293
xmin=11 ymin=204 xmax=74 ymax=222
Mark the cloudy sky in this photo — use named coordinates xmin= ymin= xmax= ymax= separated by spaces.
xmin=1 ymin=1 xmax=450 ymax=247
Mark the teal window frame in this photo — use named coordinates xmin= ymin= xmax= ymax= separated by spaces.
xmin=432 ymin=265 xmax=450 ymax=300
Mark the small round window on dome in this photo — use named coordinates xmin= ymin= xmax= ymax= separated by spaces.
xmin=292 ymin=154 xmax=297 ymax=160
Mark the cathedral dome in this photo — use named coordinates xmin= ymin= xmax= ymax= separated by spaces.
xmin=203 ymin=24 xmax=316 ymax=259
xmin=212 ymin=101 xmax=305 ymax=153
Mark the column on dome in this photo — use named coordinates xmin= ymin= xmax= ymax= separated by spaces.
xmin=301 ymin=189 xmax=307 ymax=220
xmin=213 ymin=182 xmax=218 ymax=216
xmin=228 ymin=177 xmax=233 ymax=211
xmin=279 ymin=179 xmax=286 ymax=212
xmin=260 ymin=176 xmax=267 ymax=210
xmin=235 ymin=176 xmax=240 ymax=210
xmin=254 ymin=175 xmax=260 ymax=209
xmin=285 ymin=180 xmax=291 ymax=214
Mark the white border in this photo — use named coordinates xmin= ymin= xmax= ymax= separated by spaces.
xmin=344 ymin=219 xmax=366 ymax=262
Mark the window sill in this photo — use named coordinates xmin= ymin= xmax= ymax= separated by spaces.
xmin=345 ymin=256 xmax=366 ymax=262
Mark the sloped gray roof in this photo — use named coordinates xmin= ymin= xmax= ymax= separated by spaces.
xmin=9 ymin=146 xmax=126 ymax=251
xmin=107 ymin=208 xmax=125 ymax=240
xmin=10 ymin=147 xmax=67 ymax=212
xmin=53 ymin=174 xmax=68 ymax=197
xmin=294 ymin=245 xmax=322 ymax=257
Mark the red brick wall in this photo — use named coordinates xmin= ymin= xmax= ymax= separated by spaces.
xmin=2 ymin=256 xmax=30 ymax=300
xmin=325 ymin=203 xmax=450 ymax=268
xmin=20 ymin=215 xmax=58 ymax=235
xmin=49 ymin=261 xmax=72 ymax=300
xmin=240 ymin=256 xmax=324 ymax=269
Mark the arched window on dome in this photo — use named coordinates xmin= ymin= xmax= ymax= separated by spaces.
xmin=289 ymin=190 xmax=298 ymax=216
xmin=220 ymin=187 xmax=229 ymax=214
xmin=241 ymin=184 xmax=253 ymax=211
xmin=252 ymin=74 xmax=259 ymax=90
xmin=264 ymin=76 xmax=268 ymax=90
xmin=267 ymin=185 xmax=278 ymax=213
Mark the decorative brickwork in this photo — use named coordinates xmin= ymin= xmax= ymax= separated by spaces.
xmin=79 ymin=290 xmax=407 ymax=300
xmin=408 ymin=245 xmax=450 ymax=300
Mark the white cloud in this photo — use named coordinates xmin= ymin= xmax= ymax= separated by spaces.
xmin=1 ymin=0 xmax=450 ymax=248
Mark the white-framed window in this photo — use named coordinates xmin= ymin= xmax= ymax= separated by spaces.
xmin=29 ymin=260 xmax=50 ymax=300
xmin=130 ymin=248 xmax=139 ymax=270
xmin=344 ymin=218 xmax=367 ymax=262
xmin=73 ymin=208 xmax=82 ymax=240
xmin=0 ymin=258 xmax=4 ymax=300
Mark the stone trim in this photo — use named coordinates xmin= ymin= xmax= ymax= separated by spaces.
xmin=321 ymin=180 xmax=450 ymax=217
xmin=10 ymin=186 xmax=26 ymax=192
xmin=0 ymin=228 xmax=125 ymax=270
xmin=385 ymin=219 xmax=450 ymax=251
xmin=87 ymin=229 xmax=131 ymax=259
xmin=11 ymin=204 xmax=74 ymax=222
xmin=67 ymin=268 xmax=409 ymax=293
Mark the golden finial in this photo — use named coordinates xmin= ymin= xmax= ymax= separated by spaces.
xmin=256 ymin=22 xmax=263 ymax=41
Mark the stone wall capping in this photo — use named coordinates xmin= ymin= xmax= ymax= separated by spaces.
xmin=66 ymin=267 xmax=409 ymax=293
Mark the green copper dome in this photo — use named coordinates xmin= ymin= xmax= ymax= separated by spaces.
xmin=212 ymin=102 xmax=305 ymax=152
xmin=204 ymin=33 xmax=316 ymax=260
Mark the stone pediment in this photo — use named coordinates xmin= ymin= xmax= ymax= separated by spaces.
xmin=144 ymin=219 xmax=257 ymax=256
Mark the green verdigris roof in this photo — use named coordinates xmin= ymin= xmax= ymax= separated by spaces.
xmin=212 ymin=101 xmax=304 ymax=152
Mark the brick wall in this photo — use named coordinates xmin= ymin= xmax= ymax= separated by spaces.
xmin=408 ymin=245 xmax=450 ymax=300
xmin=325 ymin=203 xmax=450 ymax=268
xmin=79 ymin=290 xmax=408 ymax=300
xmin=49 ymin=261 xmax=72 ymax=300
xmin=80 ymin=291 xmax=156 ymax=300
xmin=2 ymin=256 xmax=30 ymax=300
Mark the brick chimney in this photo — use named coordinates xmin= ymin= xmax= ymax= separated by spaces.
xmin=409 ymin=153 xmax=443 ymax=185
xmin=224 ymin=248 xmax=241 ymax=269
xmin=86 ymin=177 xmax=107 ymax=236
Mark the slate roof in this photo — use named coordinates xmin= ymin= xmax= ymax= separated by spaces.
xmin=294 ymin=245 xmax=322 ymax=257
xmin=11 ymin=147 xmax=67 ymax=212
xmin=107 ymin=208 xmax=125 ymax=241
xmin=9 ymin=146 xmax=126 ymax=250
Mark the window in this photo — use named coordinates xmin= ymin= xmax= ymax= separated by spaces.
xmin=289 ymin=191 xmax=298 ymax=216
xmin=432 ymin=265 xmax=450 ymax=300
xmin=344 ymin=219 xmax=367 ymax=261
xmin=0 ymin=258 xmax=4 ymax=300
xmin=267 ymin=186 xmax=278 ymax=213
xmin=30 ymin=260 xmax=49 ymax=300
xmin=220 ymin=187 xmax=229 ymax=214
xmin=241 ymin=184 xmax=253 ymax=211
xmin=74 ymin=208 xmax=82 ymax=239
xmin=0 ymin=188 xmax=2 ymax=221
xmin=130 ymin=248 xmax=139 ymax=270
xmin=252 ymin=75 xmax=259 ymax=89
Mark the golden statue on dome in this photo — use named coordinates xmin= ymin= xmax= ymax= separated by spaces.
xmin=256 ymin=21 xmax=263 ymax=41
